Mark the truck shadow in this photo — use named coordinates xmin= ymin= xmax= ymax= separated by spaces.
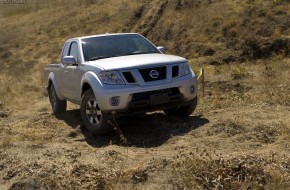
xmin=57 ymin=110 xmax=209 ymax=148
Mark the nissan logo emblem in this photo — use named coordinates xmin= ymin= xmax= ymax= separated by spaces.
xmin=149 ymin=70 xmax=159 ymax=79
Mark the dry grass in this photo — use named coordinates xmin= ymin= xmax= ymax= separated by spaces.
xmin=1 ymin=104 xmax=290 ymax=189
xmin=0 ymin=0 xmax=143 ymax=108
xmin=167 ymin=115 xmax=290 ymax=189
xmin=193 ymin=57 xmax=290 ymax=112
xmin=170 ymin=151 xmax=290 ymax=189
xmin=0 ymin=0 xmax=290 ymax=189
xmin=0 ymin=0 xmax=289 ymax=109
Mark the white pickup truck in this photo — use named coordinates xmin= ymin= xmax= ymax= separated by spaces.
xmin=44 ymin=33 xmax=197 ymax=135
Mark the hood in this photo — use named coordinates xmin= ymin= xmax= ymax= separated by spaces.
xmin=86 ymin=54 xmax=187 ymax=70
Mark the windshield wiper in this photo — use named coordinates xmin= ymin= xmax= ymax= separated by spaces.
xmin=88 ymin=55 xmax=114 ymax=61
xmin=125 ymin=51 xmax=157 ymax=56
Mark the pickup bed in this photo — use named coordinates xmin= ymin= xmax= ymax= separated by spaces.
xmin=44 ymin=33 xmax=197 ymax=135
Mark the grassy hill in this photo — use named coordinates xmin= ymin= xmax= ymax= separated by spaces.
xmin=0 ymin=1 xmax=289 ymax=189
xmin=0 ymin=1 xmax=289 ymax=91
xmin=0 ymin=0 xmax=289 ymax=108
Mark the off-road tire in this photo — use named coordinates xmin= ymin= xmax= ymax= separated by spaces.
xmin=49 ymin=84 xmax=67 ymax=115
xmin=164 ymin=96 xmax=197 ymax=117
xmin=81 ymin=89 xmax=113 ymax=135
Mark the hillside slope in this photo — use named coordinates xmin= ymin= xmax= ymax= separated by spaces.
xmin=0 ymin=0 xmax=289 ymax=108
xmin=0 ymin=0 xmax=290 ymax=189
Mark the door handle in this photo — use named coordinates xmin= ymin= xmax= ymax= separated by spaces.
xmin=64 ymin=71 xmax=68 ymax=74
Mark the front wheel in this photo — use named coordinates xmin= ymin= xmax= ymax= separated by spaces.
xmin=164 ymin=97 xmax=197 ymax=117
xmin=81 ymin=89 xmax=113 ymax=135
xmin=49 ymin=84 xmax=67 ymax=115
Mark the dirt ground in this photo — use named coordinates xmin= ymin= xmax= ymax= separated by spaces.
xmin=0 ymin=59 xmax=289 ymax=189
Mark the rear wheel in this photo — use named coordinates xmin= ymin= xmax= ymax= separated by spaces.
xmin=81 ymin=89 xmax=113 ymax=135
xmin=49 ymin=84 xmax=67 ymax=115
xmin=164 ymin=97 xmax=197 ymax=117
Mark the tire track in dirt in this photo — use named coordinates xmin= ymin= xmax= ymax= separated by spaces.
xmin=123 ymin=0 xmax=169 ymax=36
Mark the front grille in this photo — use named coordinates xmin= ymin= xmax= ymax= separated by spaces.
xmin=172 ymin=65 xmax=179 ymax=78
xmin=122 ymin=72 xmax=136 ymax=83
xmin=139 ymin=66 xmax=166 ymax=82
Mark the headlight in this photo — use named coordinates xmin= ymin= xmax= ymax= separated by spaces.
xmin=98 ymin=71 xmax=125 ymax=85
xmin=179 ymin=62 xmax=192 ymax=77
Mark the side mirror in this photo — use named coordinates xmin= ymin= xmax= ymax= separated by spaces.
xmin=157 ymin=46 xmax=166 ymax=54
xmin=63 ymin=56 xmax=77 ymax=65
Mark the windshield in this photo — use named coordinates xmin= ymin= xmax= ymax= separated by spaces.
xmin=81 ymin=34 xmax=160 ymax=61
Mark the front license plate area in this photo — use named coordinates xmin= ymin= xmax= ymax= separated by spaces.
xmin=150 ymin=93 xmax=169 ymax=106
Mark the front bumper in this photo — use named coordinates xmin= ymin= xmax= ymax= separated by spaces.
xmin=94 ymin=76 xmax=197 ymax=113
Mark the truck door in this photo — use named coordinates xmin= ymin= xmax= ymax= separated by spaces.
xmin=60 ymin=41 xmax=82 ymax=101
xmin=59 ymin=42 xmax=70 ymax=98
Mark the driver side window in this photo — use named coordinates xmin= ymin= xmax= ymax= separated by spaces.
xmin=61 ymin=42 xmax=70 ymax=63
xmin=69 ymin=42 xmax=79 ymax=63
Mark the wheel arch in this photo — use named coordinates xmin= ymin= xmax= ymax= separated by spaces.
xmin=81 ymin=71 xmax=103 ymax=97
xmin=48 ymin=72 xmax=65 ymax=100
xmin=82 ymin=82 xmax=92 ymax=96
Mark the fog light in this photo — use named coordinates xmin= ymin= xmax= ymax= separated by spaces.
xmin=190 ymin=86 xmax=195 ymax=94
xmin=109 ymin=97 xmax=120 ymax=106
